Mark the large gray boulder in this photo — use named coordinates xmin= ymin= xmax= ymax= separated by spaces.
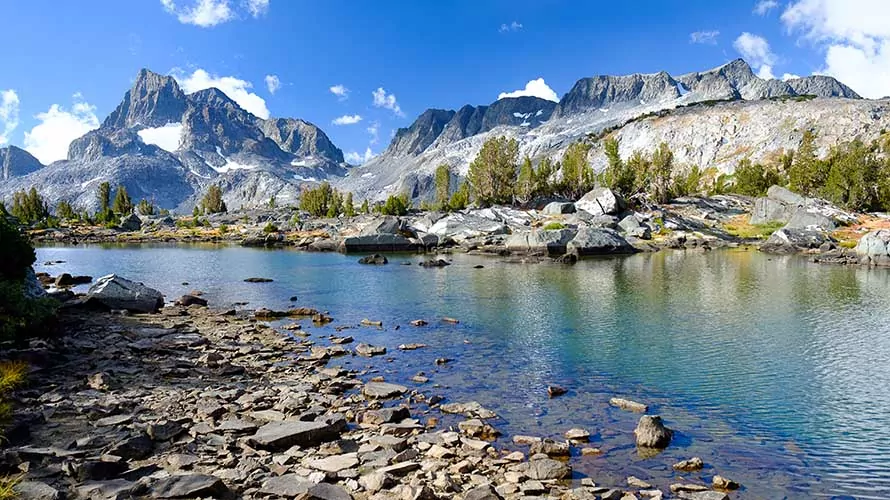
xmin=618 ymin=215 xmax=652 ymax=239
xmin=567 ymin=228 xmax=636 ymax=256
xmin=634 ymin=415 xmax=672 ymax=449
xmin=360 ymin=216 xmax=402 ymax=236
xmin=85 ymin=274 xmax=164 ymax=313
xmin=750 ymin=186 xmax=806 ymax=225
xmin=855 ymin=229 xmax=890 ymax=266
xmin=428 ymin=213 xmax=509 ymax=243
xmin=761 ymin=228 xmax=830 ymax=254
xmin=785 ymin=208 xmax=836 ymax=231
xmin=575 ymin=187 xmax=626 ymax=216
xmin=505 ymin=228 xmax=577 ymax=255
xmin=118 ymin=213 xmax=143 ymax=231
xmin=541 ymin=202 xmax=575 ymax=215
xmin=339 ymin=234 xmax=416 ymax=253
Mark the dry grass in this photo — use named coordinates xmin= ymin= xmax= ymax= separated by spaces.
xmin=0 ymin=474 xmax=22 ymax=499
xmin=0 ymin=361 xmax=26 ymax=395
xmin=723 ymin=216 xmax=785 ymax=240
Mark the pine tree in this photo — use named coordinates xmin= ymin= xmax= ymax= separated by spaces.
xmin=56 ymin=200 xmax=77 ymax=220
xmin=344 ymin=192 xmax=356 ymax=217
xmin=11 ymin=188 xmax=50 ymax=224
xmin=515 ymin=156 xmax=534 ymax=205
xmin=650 ymin=143 xmax=674 ymax=204
xmin=449 ymin=181 xmax=470 ymax=210
xmin=137 ymin=199 xmax=156 ymax=216
xmin=788 ymin=130 xmax=827 ymax=196
xmin=112 ymin=185 xmax=133 ymax=215
xmin=361 ymin=198 xmax=370 ymax=214
xmin=434 ymin=164 xmax=451 ymax=210
xmin=534 ymin=157 xmax=554 ymax=198
xmin=97 ymin=182 xmax=112 ymax=222
xmin=201 ymin=185 xmax=227 ymax=214
xmin=559 ymin=142 xmax=593 ymax=199
xmin=467 ymin=136 xmax=518 ymax=206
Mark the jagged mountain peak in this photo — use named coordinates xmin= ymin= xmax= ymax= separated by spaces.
xmin=103 ymin=69 xmax=187 ymax=129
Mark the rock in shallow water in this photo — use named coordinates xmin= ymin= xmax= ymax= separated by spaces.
xmin=85 ymin=274 xmax=164 ymax=313
xmin=634 ymin=415 xmax=672 ymax=449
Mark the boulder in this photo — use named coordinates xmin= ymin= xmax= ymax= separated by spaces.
xmin=750 ymin=186 xmax=803 ymax=225
xmin=358 ymin=254 xmax=388 ymax=265
xmin=855 ymin=229 xmax=890 ymax=266
xmin=360 ymin=216 xmax=402 ymax=236
xmin=575 ymin=187 xmax=625 ymax=216
xmin=541 ymin=202 xmax=575 ymax=215
xmin=419 ymin=258 xmax=450 ymax=268
xmin=785 ymin=208 xmax=836 ymax=231
xmin=761 ymin=228 xmax=830 ymax=254
xmin=24 ymin=268 xmax=47 ymax=299
xmin=248 ymin=420 xmax=343 ymax=451
xmin=118 ymin=213 xmax=143 ymax=231
xmin=362 ymin=381 xmax=408 ymax=399
xmin=428 ymin=213 xmax=509 ymax=243
xmin=340 ymin=234 xmax=416 ymax=253
xmin=85 ymin=274 xmax=164 ymax=313
xmin=13 ymin=481 xmax=59 ymax=500
xmin=175 ymin=294 xmax=207 ymax=307
xmin=618 ymin=215 xmax=652 ymax=239
xmin=524 ymin=458 xmax=571 ymax=480
xmin=505 ymin=229 xmax=577 ymax=255
xmin=566 ymin=228 xmax=636 ymax=256
xmin=634 ymin=415 xmax=672 ymax=449
xmin=55 ymin=273 xmax=92 ymax=287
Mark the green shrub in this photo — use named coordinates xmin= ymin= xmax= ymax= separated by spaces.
xmin=376 ymin=194 xmax=410 ymax=216
xmin=0 ymin=217 xmax=58 ymax=342
xmin=263 ymin=222 xmax=279 ymax=234
xmin=542 ymin=222 xmax=565 ymax=230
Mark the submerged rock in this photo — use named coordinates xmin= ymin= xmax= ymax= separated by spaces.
xmin=358 ymin=253 xmax=388 ymax=265
xmin=610 ymin=397 xmax=648 ymax=413
xmin=84 ymin=274 xmax=164 ymax=313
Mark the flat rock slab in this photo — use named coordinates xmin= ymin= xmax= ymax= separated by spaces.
xmin=308 ymin=452 xmax=359 ymax=472
xmin=150 ymin=474 xmax=230 ymax=498
xmin=439 ymin=401 xmax=497 ymax=419
xmin=306 ymin=482 xmax=354 ymax=500
xmin=259 ymin=474 xmax=312 ymax=497
xmin=524 ymin=458 xmax=571 ymax=480
xmin=248 ymin=420 xmax=342 ymax=451
xmin=14 ymin=481 xmax=60 ymax=500
xmin=362 ymin=381 xmax=408 ymax=399
xmin=610 ymin=397 xmax=648 ymax=413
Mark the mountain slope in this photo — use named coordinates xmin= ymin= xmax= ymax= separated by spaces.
xmin=338 ymin=59 xmax=862 ymax=202
xmin=0 ymin=146 xmax=43 ymax=181
xmin=0 ymin=69 xmax=347 ymax=212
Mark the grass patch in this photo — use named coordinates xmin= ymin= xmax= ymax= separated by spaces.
xmin=0 ymin=474 xmax=22 ymax=500
xmin=723 ymin=218 xmax=785 ymax=240
xmin=542 ymin=222 xmax=566 ymax=230
xmin=838 ymin=240 xmax=858 ymax=249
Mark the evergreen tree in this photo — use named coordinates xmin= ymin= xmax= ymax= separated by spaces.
xmin=300 ymin=182 xmax=334 ymax=217
xmin=449 ymin=181 xmax=470 ymax=211
xmin=137 ymin=199 xmax=156 ymax=216
xmin=112 ymin=185 xmax=133 ymax=215
xmin=201 ymin=185 xmax=227 ymax=214
xmin=650 ymin=142 xmax=674 ymax=204
xmin=97 ymin=181 xmax=112 ymax=222
xmin=11 ymin=188 xmax=50 ymax=224
xmin=601 ymin=137 xmax=638 ymax=198
xmin=534 ymin=157 xmax=554 ymax=198
xmin=434 ymin=164 xmax=451 ymax=210
xmin=361 ymin=198 xmax=370 ymax=214
xmin=467 ymin=136 xmax=518 ymax=206
xmin=788 ymin=130 xmax=827 ymax=196
xmin=344 ymin=192 xmax=356 ymax=217
xmin=56 ymin=200 xmax=77 ymax=220
xmin=326 ymin=190 xmax=343 ymax=217
xmin=515 ymin=156 xmax=534 ymax=205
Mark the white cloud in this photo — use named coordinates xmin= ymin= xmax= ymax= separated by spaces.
xmin=246 ymin=0 xmax=269 ymax=17
xmin=372 ymin=87 xmax=404 ymax=116
xmin=329 ymin=84 xmax=349 ymax=100
xmin=781 ymin=0 xmax=890 ymax=98
xmin=264 ymin=74 xmax=280 ymax=94
xmin=367 ymin=121 xmax=380 ymax=145
xmin=497 ymin=78 xmax=559 ymax=102
xmin=24 ymin=95 xmax=100 ymax=164
xmin=160 ymin=0 xmax=234 ymax=27
xmin=0 ymin=89 xmax=20 ymax=146
xmin=332 ymin=114 xmax=362 ymax=125
xmin=782 ymin=73 xmax=801 ymax=81
xmin=345 ymin=147 xmax=376 ymax=165
xmin=734 ymin=32 xmax=778 ymax=79
xmin=138 ymin=123 xmax=183 ymax=152
xmin=174 ymin=68 xmax=270 ymax=119
xmin=754 ymin=0 xmax=779 ymax=15
xmin=499 ymin=21 xmax=523 ymax=33
xmin=690 ymin=30 xmax=720 ymax=44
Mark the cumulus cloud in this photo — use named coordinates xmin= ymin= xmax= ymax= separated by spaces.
xmin=160 ymin=0 xmax=234 ymax=27
xmin=754 ymin=0 xmax=779 ymax=15
xmin=329 ymin=84 xmax=349 ymax=100
xmin=24 ymin=94 xmax=100 ymax=164
xmin=734 ymin=32 xmax=778 ymax=79
xmin=138 ymin=123 xmax=183 ymax=152
xmin=264 ymin=74 xmax=280 ymax=94
xmin=781 ymin=0 xmax=890 ymax=98
xmin=0 ymin=89 xmax=20 ymax=146
xmin=174 ymin=69 xmax=270 ymax=118
xmin=499 ymin=21 xmax=523 ymax=33
xmin=690 ymin=30 xmax=720 ymax=44
xmin=345 ymin=147 xmax=376 ymax=165
xmin=497 ymin=78 xmax=559 ymax=102
xmin=245 ymin=0 xmax=269 ymax=17
xmin=782 ymin=73 xmax=801 ymax=81
xmin=332 ymin=114 xmax=362 ymax=125
xmin=372 ymin=87 xmax=403 ymax=116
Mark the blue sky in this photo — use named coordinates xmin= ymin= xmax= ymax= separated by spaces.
xmin=1 ymin=0 xmax=887 ymax=164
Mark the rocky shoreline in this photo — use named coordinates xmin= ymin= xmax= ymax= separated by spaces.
xmin=0 ymin=278 xmax=748 ymax=500
xmin=25 ymin=187 xmax=890 ymax=267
